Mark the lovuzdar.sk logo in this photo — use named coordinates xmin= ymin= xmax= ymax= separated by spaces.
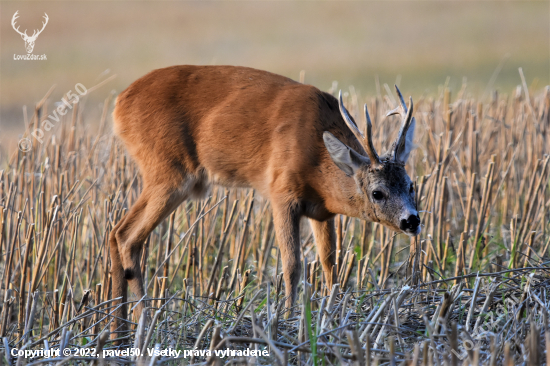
xmin=12 ymin=10 xmax=48 ymax=60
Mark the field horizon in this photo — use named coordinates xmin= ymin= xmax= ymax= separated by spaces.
xmin=1 ymin=1 xmax=548 ymax=151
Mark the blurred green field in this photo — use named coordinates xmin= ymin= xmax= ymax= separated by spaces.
xmin=0 ymin=1 xmax=548 ymax=150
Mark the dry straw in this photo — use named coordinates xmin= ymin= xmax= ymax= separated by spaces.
xmin=1 ymin=72 xmax=550 ymax=365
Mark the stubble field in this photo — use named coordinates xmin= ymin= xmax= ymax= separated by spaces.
xmin=1 ymin=72 xmax=550 ymax=365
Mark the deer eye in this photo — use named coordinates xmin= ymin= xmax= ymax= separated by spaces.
xmin=410 ymin=184 xmax=414 ymax=194
xmin=372 ymin=191 xmax=385 ymax=201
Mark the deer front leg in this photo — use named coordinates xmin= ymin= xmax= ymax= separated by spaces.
xmin=271 ymin=201 xmax=302 ymax=316
xmin=309 ymin=217 xmax=337 ymax=291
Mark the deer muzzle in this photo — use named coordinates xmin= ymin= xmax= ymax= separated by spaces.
xmin=400 ymin=214 xmax=421 ymax=235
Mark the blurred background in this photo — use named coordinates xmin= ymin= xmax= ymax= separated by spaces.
xmin=1 ymin=1 xmax=548 ymax=151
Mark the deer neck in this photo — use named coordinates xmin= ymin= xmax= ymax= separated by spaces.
xmin=317 ymin=163 xmax=368 ymax=220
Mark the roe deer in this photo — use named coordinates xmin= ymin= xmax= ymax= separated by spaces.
xmin=110 ymin=65 xmax=420 ymax=335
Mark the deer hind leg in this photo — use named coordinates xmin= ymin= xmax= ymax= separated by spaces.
xmin=271 ymin=200 xmax=302 ymax=316
xmin=309 ymin=218 xmax=337 ymax=292
xmin=109 ymin=182 xmax=189 ymax=337
xmin=108 ymin=219 xmax=130 ymax=339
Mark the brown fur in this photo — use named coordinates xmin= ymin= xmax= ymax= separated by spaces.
xmin=110 ymin=65 xmax=418 ymax=336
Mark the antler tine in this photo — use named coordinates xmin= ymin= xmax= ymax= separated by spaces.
xmin=338 ymin=90 xmax=365 ymax=141
xmin=385 ymin=105 xmax=401 ymax=117
xmin=394 ymin=85 xmax=408 ymax=112
xmin=385 ymin=85 xmax=409 ymax=118
xmin=338 ymin=91 xmax=382 ymax=166
xmin=394 ymin=96 xmax=414 ymax=162
xmin=364 ymin=104 xmax=381 ymax=167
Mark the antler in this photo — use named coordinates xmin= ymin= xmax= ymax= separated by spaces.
xmin=338 ymin=91 xmax=381 ymax=167
xmin=386 ymin=85 xmax=414 ymax=163
xmin=30 ymin=13 xmax=48 ymax=39
xmin=11 ymin=11 xmax=28 ymax=38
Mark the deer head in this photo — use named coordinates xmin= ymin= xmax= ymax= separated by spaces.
xmin=323 ymin=86 xmax=420 ymax=236
xmin=12 ymin=11 xmax=49 ymax=53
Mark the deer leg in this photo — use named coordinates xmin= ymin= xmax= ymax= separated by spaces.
xmin=108 ymin=219 xmax=129 ymax=339
xmin=109 ymin=184 xmax=186 ymax=338
xmin=309 ymin=217 xmax=337 ymax=291
xmin=271 ymin=201 xmax=302 ymax=316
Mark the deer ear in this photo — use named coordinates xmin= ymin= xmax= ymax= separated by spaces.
xmin=323 ymin=132 xmax=368 ymax=175
xmin=396 ymin=117 xmax=416 ymax=163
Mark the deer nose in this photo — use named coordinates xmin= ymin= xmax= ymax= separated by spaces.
xmin=400 ymin=214 xmax=420 ymax=232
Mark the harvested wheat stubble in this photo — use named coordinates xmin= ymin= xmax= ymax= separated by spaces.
xmin=1 ymin=76 xmax=550 ymax=365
